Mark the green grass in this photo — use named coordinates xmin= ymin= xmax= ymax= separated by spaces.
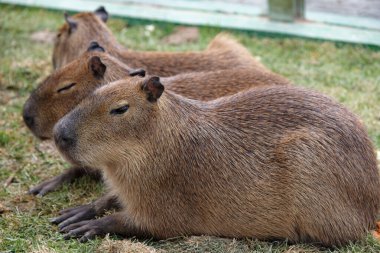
xmin=0 ymin=3 xmax=379 ymax=253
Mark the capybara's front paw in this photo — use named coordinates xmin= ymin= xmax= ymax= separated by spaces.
xmin=28 ymin=167 xmax=102 ymax=196
xmin=60 ymin=214 xmax=122 ymax=242
xmin=28 ymin=176 xmax=66 ymax=196
xmin=50 ymin=204 xmax=97 ymax=230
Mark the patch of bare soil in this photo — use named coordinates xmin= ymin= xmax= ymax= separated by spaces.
xmin=162 ymin=26 xmax=199 ymax=45
xmin=9 ymin=193 xmax=37 ymax=212
xmin=0 ymin=202 xmax=11 ymax=214
xmin=36 ymin=140 xmax=60 ymax=158
xmin=30 ymin=30 xmax=55 ymax=45
xmin=97 ymin=237 xmax=162 ymax=253
xmin=31 ymin=246 xmax=57 ymax=253
xmin=0 ymin=90 xmax=17 ymax=105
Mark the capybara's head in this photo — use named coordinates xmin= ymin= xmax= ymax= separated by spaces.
xmin=53 ymin=6 xmax=115 ymax=69
xmin=23 ymin=42 xmax=146 ymax=140
xmin=53 ymin=76 xmax=164 ymax=167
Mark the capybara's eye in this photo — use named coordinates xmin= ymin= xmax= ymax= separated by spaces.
xmin=57 ymin=83 xmax=76 ymax=93
xmin=129 ymin=69 xmax=146 ymax=77
xmin=110 ymin=105 xmax=129 ymax=115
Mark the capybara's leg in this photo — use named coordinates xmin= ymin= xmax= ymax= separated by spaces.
xmin=61 ymin=212 xmax=148 ymax=242
xmin=28 ymin=166 xmax=102 ymax=196
xmin=50 ymin=193 xmax=120 ymax=229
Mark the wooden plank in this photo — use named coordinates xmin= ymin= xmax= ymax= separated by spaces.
xmin=1 ymin=0 xmax=380 ymax=46
xmin=307 ymin=11 xmax=380 ymax=31
xmin=114 ymin=0 xmax=379 ymax=31
xmin=108 ymin=0 xmax=263 ymax=16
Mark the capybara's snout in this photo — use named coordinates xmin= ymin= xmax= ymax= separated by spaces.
xmin=54 ymin=120 xmax=77 ymax=152
xmin=22 ymin=97 xmax=36 ymax=131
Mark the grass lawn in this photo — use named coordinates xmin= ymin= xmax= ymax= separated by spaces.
xmin=0 ymin=4 xmax=380 ymax=253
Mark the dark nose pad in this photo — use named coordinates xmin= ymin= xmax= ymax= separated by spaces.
xmin=23 ymin=112 xmax=35 ymax=129
xmin=54 ymin=125 xmax=76 ymax=151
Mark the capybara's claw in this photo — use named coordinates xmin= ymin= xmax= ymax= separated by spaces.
xmin=61 ymin=219 xmax=106 ymax=241
xmin=28 ymin=177 xmax=64 ymax=196
xmin=50 ymin=204 xmax=96 ymax=229
xmin=28 ymin=167 xmax=101 ymax=196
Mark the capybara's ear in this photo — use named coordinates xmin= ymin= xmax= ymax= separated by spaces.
xmin=88 ymin=56 xmax=106 ymax=79
xmin=142 ymin=76 xmax=164 ymax=102
xmin=87 ymin=41 xmax=105 ymax=52
xmin=64 ymin=12 xmax=77 ymax=34
xmin=94 ymin=6 xmax=108 ymax=23
xmin=129 ymin=69 xmax=146 ymax=77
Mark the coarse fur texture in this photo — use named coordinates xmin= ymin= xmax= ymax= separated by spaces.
xmin=52 ymin=8 xmax=267 ymax=74
xmin=23 ymin=47 xmax=290 ymax=196
xmin=26 ymin=6 xmax=283 ymax=196
xmin=23 ymin=51 xmax=136 ymax=140
xmin=24 ymin=49 xmax=289 ymax=196
xmin=54 ymin=76 xmax=380 ymax=247
xmin=24 ymin=49 xmax=290 ymax=141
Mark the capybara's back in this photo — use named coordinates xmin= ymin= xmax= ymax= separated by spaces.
xmin=237 ymin=87 xmax=380 ymax=246
xmin=206 ymin=33 xmax=266 ymax=70
xmin=178 ymin=86 xmax=379 ymax=246
xmin=53 ymin=9 xmax=269 ymax=75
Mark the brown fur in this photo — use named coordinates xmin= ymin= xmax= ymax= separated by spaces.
xmin=53 ymin=10 xmax=267 ymax=75
xmin=24 ymin=51 xmax=290 ymax=140
xmin=54 ymin=77 xmax=380 ymax=246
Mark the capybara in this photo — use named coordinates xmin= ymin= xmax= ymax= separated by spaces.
xmin=24 ymin=42 xmax=290 ymax=196
xmin=53 ymin=76 xmax=379 ymax=246
xmin=53 ymin=7 xmax=267 ymax=74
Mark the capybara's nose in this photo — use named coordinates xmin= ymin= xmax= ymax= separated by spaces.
xmin=23 ymin=112 xmax=35 ymax=130
xmin=54 ymin=125 xmax=76 ymax=151
xmin=23 ymin=97 xmax=37 ymax=130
